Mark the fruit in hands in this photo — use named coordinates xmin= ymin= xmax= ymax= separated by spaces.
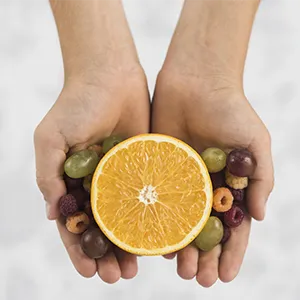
xmin=225 ymin=169 xmax=248 ymax=190
xmin=226 ymin=149 xmax=256 ymax=177
xmin=224 ymin=205 xmax=245 ymax=228
xmin=64 ymin=150 xmax=100 ymax=179
xmin=201 ymin=147 xmax=227 ymax=173
xmin=102 ymin=136 xmax=124 ymax=154
xmin=66 ymin=212 xmax=90 ymax=234
xmin=195 ymin=216 xmax=224 ymax=252
xmin=81 ymin=227 xmax=110 ymax=259
xmin=91 ymin=134 xmax=213 ymax=256
xmin=212 ymin=187 xmax=233 ymax=212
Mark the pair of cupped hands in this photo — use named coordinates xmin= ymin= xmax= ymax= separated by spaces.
xmin=34 ymin=58 xmax=273 ymax=286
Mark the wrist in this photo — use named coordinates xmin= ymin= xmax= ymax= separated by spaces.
xmin=157 ymin=67 xmax=244 ymax=104
xmin=63 ymin=51 xmax=141 ymax=84
xmin=163 ymin=0 xmax=260 ymax=82
xmin=50 ymin=0 xmax=140 ymax=80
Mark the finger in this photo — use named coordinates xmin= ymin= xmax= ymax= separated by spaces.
xmin=177 ymin=245 xmax=199 ymax=280
xmin=56 ymin=218 xmax=97 ymax=278
xmin=163 ymin=252 xmax=177 ymax=260
xmin=34 ymin=126 xmax=68 ymax=220
xmin=219 ymin=215 xmax=251 ymax=282
xmin=196 ymin=245 xmax=221 ymax=288
xmin=248 ymin=138 xmax=274 ymax=220
xmin=115 ymin=248 xmax=138 ymax=279
xmin=97 ymin=251 xmax=121 ymax=284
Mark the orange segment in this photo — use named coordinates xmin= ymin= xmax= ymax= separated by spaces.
xmin=91 ymin=134 xmax=213 ymax=256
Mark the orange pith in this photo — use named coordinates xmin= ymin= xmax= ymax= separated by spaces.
xmin=91 ymin=134 xmax=213 ymax=256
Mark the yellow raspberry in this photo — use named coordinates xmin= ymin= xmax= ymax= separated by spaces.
xmin=66 ymin=212 xmax=90 ymax=234
xmin=225 ymin=169 xmax=248 ymax=189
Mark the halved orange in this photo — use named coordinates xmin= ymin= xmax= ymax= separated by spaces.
xmin=91 ymin=134 xmax=213 ymax=256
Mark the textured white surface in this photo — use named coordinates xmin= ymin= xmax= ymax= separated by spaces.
xmin=0 ymin=0 xmax=299 ymax=299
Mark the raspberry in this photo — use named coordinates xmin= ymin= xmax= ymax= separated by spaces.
xmin=66 ymin=212 xmax=90 ymax=234
xmin=228 ymin=187 xmax=245 ymax=202
xmin=221 ymin=226 xmax=231 ymax=244
xmin=224 ymin=205 xmax=245 ymax=228
xmin=210 ymin=171 xmax=225 ymax=190
xmin=225 ymin=169 xmax=248 ymax=190
xmin=64 ymin=174 xmax=83 ymax=192
xmin=213 ymin=187 xmax=233 ymax=212
xmin=70 ymin=189 xmax=89 ymax=210
xmin=59 ymin=194 xmax=78 ymax=217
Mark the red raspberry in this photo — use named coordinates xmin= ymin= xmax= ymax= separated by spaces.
xmin=228 ymin=187 xmax=245 ymax=203
xmin=64 ymin=174 xmax=83 ymax=191
xmin=59 ymin=194 xmax=78 ymax=217
xmin=224 ymin=205 xmax=244 ymax=228
xmin=221 ymin=226 xmax=231 ymax=244
xmin=210 ymin=171 xmax=225 ymax=190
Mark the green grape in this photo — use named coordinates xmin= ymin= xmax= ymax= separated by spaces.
xmin=102 ymin=136 xmax=124 ymax=154
xmin=195 ymin=216 xmax=224 ymax=252
xmin=201 ymin=147 xmax=227 ymax=173
xmin=64 ymin=150 xmax=100 ymax=179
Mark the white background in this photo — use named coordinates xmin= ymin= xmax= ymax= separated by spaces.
xmin=0 ymin=0 xmax=300 ymax=299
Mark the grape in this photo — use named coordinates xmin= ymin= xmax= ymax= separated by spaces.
xmin=195 ymin=216 xmax=224 ymax=251
xmin=64 ymin=150 xmax=100 ymax=179
xmin=102 ymin=136 xmax=124 ymax=154
xmin=64 ymin=174 xmax=83 ymax=191
xmin=210 ymin=171 xmax=225 ymax=190
xmin=201 ymin=148 xmax=227 ymax=173
xmin=226 ymin=149 xmax=256 ymax=177
xmin=81 ymin=227 xmax=110 ymax=259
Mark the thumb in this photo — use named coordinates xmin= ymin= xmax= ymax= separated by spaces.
xmin=247 ymin=135 xmax=274 ymax=221
xmin=34 ymin=125 xmax=68 ymax=220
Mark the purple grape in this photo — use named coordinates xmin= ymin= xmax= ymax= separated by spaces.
xmin=210 ymin=171 xmax=225 ymax=190
xmin=226 ymin=149 xmax=256 ymax=177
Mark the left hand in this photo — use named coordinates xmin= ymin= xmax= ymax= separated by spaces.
xmin=151 ymin=70 xmax=274 ymax=286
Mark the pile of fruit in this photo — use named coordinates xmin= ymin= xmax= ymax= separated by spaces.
xmin=195 ymin=147 xmax=256 ymax=251
xmin=60 ymin=136 xmax=124 ymax=259
xmin=59 ymin=134 xmax=256 ymax=259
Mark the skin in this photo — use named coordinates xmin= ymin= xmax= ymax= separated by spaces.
xmin=153 ymin=0 xmax=274 ymax=286
xmin=34 ymin=0 xmax=274 ymax=286
xmin=34 ymin=0 xmax=149 ymax=283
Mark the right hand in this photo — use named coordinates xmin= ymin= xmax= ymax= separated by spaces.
xmin=34 ymin=65 xmax=150 ymax=283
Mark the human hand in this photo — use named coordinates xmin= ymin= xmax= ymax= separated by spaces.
xmin=34 ymin=67 xmax=149 ymax=282
xmin=34 ymin=0 xmax=150 ymax=283
xmin=151 ymin=0 xmax=273 ymax=287
xmin=152 ymin=71 xmax=274 ymax=286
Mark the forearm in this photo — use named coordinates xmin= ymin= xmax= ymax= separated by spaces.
xmin=49 ymin=0 xmax=139 ymax=79
xmin=164 ymin=0 xmax=260 ymax=82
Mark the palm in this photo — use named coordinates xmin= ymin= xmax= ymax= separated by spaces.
xmin=151 ymin=75 xmax=273 ymax=286
xmin=35 ymin=68 xmax=150 ymax=283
